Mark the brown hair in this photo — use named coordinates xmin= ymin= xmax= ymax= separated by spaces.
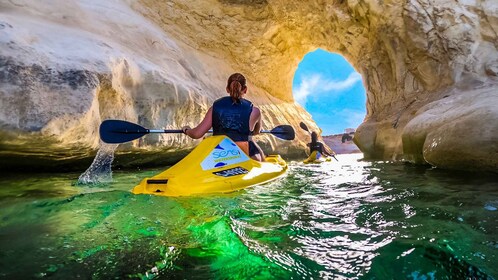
xmin=226 ymin=73 xmax=247 ymax=102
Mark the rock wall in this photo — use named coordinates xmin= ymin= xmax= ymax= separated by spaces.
xmin=348 ymin=0 xmax=498 ymax=173
xmin=0 ymin=0 xmax=315 ymax=170
xmin=0 ymin=0 xmax=497 ymax=172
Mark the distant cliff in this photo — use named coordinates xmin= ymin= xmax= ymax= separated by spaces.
xmin=323 ymin=134 xmax=361 ymax=155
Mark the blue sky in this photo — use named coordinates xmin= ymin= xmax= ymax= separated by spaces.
xmin=292 ymin=49 xmax=366 ymax=136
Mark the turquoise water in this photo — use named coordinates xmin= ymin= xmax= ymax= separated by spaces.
xmin=0 ymin=154 xmax=496 ymax=279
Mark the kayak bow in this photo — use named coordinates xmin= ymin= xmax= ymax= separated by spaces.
xmin=132 ymin=135 xmax=287 ymax=196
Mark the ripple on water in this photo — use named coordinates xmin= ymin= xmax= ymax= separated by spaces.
xmin=0 ymin=154 xmax=497 ymax=279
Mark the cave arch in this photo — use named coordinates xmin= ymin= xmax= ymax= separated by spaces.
xmin=292 ymin=49 xmax=366 ymax=136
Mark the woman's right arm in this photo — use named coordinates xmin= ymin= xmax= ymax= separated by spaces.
xmin=250 ymin=107 xmax=262 ymax=135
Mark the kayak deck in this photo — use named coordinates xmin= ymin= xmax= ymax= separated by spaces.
xmin=132 ymin=136 xmax=287 ymax=196
xmin=303 ymin=151 xmax=332 ymax=164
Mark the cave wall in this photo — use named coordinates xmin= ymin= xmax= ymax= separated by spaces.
xmin=136 ymin=0 xmax=498 ymax=171
xmin=0 ymin=0 xmax=497 ymax=171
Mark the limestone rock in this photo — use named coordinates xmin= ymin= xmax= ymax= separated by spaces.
xmin=402 ymin=88 xmax=498 ymax=172
xmin=0 ymin=0 xmax=497 ymax=172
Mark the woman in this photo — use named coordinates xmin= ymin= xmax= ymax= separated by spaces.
xmin=307 ymin=131 xmax=334 ymax=158
xmin=181 ymin=73 xmax=265 ymax=161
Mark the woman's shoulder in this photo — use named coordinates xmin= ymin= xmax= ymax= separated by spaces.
xmin=214 ymin=96 xmax=231 ymax=103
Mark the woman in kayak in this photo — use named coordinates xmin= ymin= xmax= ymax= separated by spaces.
xmin=181 ymin=73 xmax=266 ymax=161
xmin=307 ymin=131 xmax=334 ymax=158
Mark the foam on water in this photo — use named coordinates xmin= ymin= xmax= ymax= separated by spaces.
xmin=76 ymin=142 xmax=118 ymax=185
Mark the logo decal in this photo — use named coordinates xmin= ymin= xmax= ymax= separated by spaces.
xmin=201 ymin=138 xmax=250 ymax=170
xmin=213 ymin=149 xmax=241 ymax=159
xmin=213 ymin=167 xmax=249 ymax=177
xmin=215 ymin=162 xmax=227 ymax=167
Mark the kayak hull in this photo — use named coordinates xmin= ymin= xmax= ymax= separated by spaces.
xmin=132 ymin=136 xmax=287 ymax=196
xmin=303 ymin=151 xmax=332 ymax=164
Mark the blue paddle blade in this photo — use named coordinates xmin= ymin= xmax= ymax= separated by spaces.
xmin=299 ymin=122 xmax=310 ymax=132
xmin=269 ymin=125 xmax=295 ymax=140
xmin=99 ymin=120 xmax=149 ymax=144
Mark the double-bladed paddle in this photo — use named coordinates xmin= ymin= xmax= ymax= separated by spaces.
xmin=100 ymin=119 xmax=295 ymax=144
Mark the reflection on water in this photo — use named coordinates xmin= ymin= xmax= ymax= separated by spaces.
xmin=0 ymin=154 xmax=496 ymax=279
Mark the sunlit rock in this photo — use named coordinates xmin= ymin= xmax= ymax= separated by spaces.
xmin=0 ymin=0 xmax=497 ymax=172
xmin=402 ymin=88 xmax=498 ymax=171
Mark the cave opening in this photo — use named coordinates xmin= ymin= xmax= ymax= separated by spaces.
xmin=292 ymin=49 xmax=366 ymax=137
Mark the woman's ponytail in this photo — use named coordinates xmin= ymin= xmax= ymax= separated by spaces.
xmin=226 ymin=73 xmax=246 ymax=103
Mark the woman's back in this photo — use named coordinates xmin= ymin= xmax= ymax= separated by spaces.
xmin=212 ymin=96 xmax=253 ymax=142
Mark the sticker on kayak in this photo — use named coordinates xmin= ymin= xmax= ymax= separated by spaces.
xmin=213 ymin=167 xmax=249 ymax=177
xmin=201 ymin=138 xmax=250 ymax=170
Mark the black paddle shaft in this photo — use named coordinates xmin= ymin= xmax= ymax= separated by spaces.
xmin=99 ymin=119 xmax=295 ymax=144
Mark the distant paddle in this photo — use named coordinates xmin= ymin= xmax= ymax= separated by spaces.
xmin=100 ymin=120 xmax=295 ymax=144
xmin=264 ymin=124 xmax=295 ymax=141
xmin=299 ymin=122 xmax=310 ymax=133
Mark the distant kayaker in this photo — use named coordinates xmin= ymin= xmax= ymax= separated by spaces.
xmin=181 ymin=73 xmax=266 ymax=161
xmin=307 ymin=131 xmax=335 ymax=158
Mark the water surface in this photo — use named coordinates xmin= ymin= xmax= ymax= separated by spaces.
xmin=0 ymin=154 xmax=496 ymax=279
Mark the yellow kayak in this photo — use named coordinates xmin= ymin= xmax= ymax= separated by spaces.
xmin=132 ymin=135 xmax=287 ymax=196
xmin=303 ymin=151 xmax=332 ymax=164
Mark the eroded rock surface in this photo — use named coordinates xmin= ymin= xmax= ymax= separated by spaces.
xmin=402 ymin=88 xmax=498 ymax=171
xmin=0 ymin=0 xmax=497 ymax=172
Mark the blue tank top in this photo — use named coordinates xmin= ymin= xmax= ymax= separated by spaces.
xmin=212 ymin=96 xmax=253 ymax=142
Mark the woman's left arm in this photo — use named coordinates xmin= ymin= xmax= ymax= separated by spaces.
xmin=183 ymin=107 xmax=213 ymax=139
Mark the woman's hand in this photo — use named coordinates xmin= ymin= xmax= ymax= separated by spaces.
xmin=181 ymin=126 xmax=191 ymax=134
